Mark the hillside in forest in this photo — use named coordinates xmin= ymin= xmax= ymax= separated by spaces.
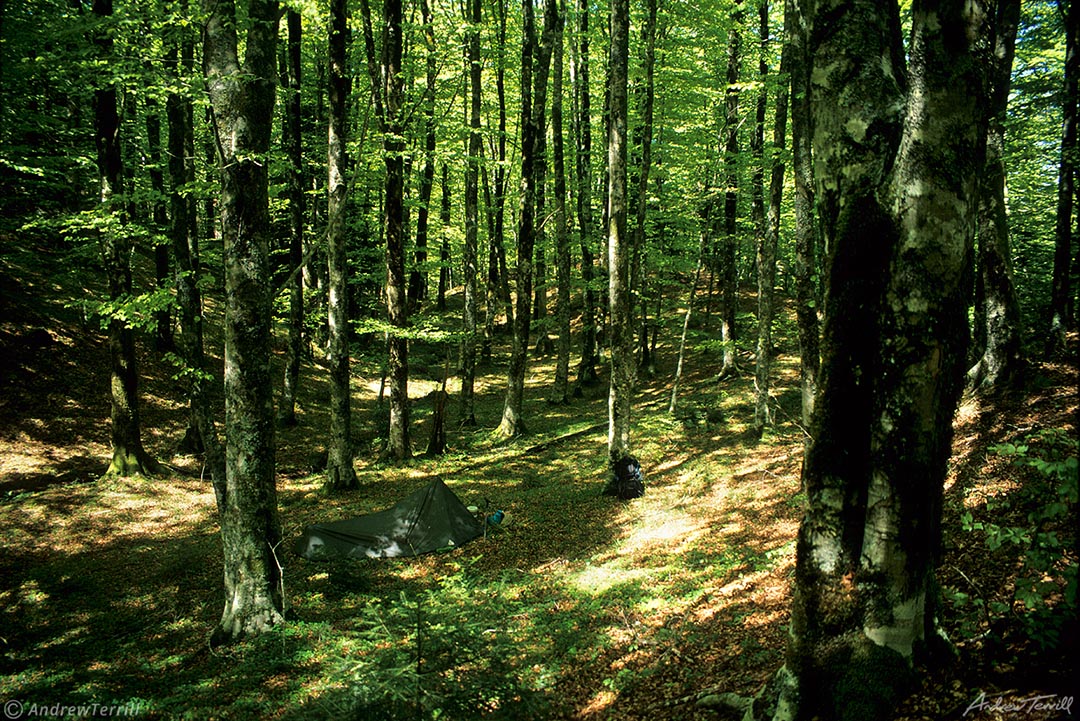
xmin=1 ymin=236 xmax=1076 ymax=720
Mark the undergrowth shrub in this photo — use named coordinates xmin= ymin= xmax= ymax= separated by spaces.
xmin=329 ymin=564 xmax=551 ymax=720
xmin=947 ymin=428 xmax=1078 ymax=652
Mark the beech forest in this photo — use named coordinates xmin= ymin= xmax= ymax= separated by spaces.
xmin=0 ymin=0 xmax=1077 ymax=719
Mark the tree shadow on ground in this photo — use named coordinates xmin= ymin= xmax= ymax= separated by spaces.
xmin=1 ymin=455 xmax=106 ymax=496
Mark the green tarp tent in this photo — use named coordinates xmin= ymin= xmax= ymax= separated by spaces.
xmin=293 ymin=478 xmax=483 ymax=560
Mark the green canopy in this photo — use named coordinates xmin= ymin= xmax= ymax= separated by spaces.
xmin=293 ymin=478 xmax=483 ymax=560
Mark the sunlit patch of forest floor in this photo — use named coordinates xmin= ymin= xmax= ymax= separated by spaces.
xmin=1 ymin=237 xmax=1076 ymax=720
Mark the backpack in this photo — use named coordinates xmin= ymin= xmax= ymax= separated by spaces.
xmin=603 ymin=455 xmax=644 ymax=500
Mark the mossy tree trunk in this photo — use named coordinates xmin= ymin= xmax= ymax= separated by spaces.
xmin=632 ymin=0 xmax=657 ymax=378
xmin=167 ymin=0 xmax=219 ymax=470
xmin=438 ymin=164 xmax=452 ymax=311
xmin=93 ymin=0 xmax=160 ymax=479
xmin=361 ymin=0 xmax=411 ymax=459
xmin=498 ymin=0 xmax=558 ymax=438
xmin=753 ymin=0 xmax=781 ymax=438
xmin=496 ymin=0 xmax=536 ymax=439
xmin=969 ymin=0 xmax=1022 ymax=390
xmin=551 ymin=2 xmax=571 ymax=406
xmin=1047 ymin=0 xmax=1077 ymax=355
xmin=751 ymin=1 xmax=985 ymax=718
xmin=203 ymin=0 xmax=284 ymax=643
xmin=606 ymin=0 xmax=632 ymax=468
xmin=718 ymin=5 xmax=741 ymax=380
xmin=572 ymin=0 xmax=600 ymax=392
xmin=787 ymin=0 xmax=818 ymax=428
xmin=460 ymin=0 xmax=481 ymax=427
xmin=484 ymin=0 xmax=515 ymax=359
xmin=532 ymin=0 xmax=560 ymax=363
xmin=386 ymin=0 xmax=411 ymax=460
xmin=145 ymin=102 xmax=174 ymax=355
xmin=325 ymin=0 xmax=358 ymax=489
xmin=278 ymin=9 xmax=305 ymax=429
xmin=408 ymin=0 xmax=437 ymax=310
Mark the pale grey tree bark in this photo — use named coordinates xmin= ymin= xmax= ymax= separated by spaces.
xmin=360 ymin=0 xmax=410 ymax=459
xmin=788 ymin=0 xmax=818 ymax=427
xmin=754 ymin=0 xmax=787 ymax=437
xmin=497 ymin=0 xmax=559 ymax=438
xmin=551 ymin=0 xmax=572 ymax=405
xmin=606 ymin=0 xmax=632 ymax=467
xmin=749 ymin=1 xmax=986 ymax=718
xmin=719 ymin=6 xmax=742 ymax=380
xmin=1047 ymin=0 xmax=1077 ymax=355
xmin=460 ymin=0 xmax=481 ymax=426
xmin=632 ymin=0 xmax=658 ymax=377
xmin=482 ymin=0 xmax=514 ymax=364
xmin=278 ymin=9 xmax=305 ymax=429
xmin=202 ymin=0 xmax=283 ymax=643
xmin=751 ymin=0 xmax=770 ymax=435
xmin=496 ymin=0 xmax=539 ymax=439
xmin=968 ymin=0 xmax=1023 ymax=390
xmin=408 ymin=0 xmax=437 ymax=309
xmin=572 ymin=0 xmax=600 ymax=392
xmin=325 ymin=0 xmax=358 ymax=489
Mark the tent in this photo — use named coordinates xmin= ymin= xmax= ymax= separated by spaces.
xmin=293 ymin=478 xmax=483 ymax=560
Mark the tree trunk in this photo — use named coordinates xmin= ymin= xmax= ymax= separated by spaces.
xmin=460 ymin=0 xmax=482 ymax=426
xmin=533 ymin=186 xmax=553 ymax=357
xmin=479 ymin=0 xmax=513 ymax=363
xmin=408 ymin=0 xmax=437 ymax=309
xmin=551 ymin=0 xmax=571 ymax=405
xmin=167 ymin=0 xmax=215 ymax=461
xmin=361 ymin=0 xmax=411 ymax=459
xmin=606 ymin=0 xmax=632 ymax=470
xmin=497 ymin=0 xmax=537 ymax=439
xmin=754 ymin=0 xmax=785 ymax=437
xmin=426 ymin=389 xmax=449 ymax=455
xmin=325 ymin=0 xmax=358 ymax=489
xmin=497 ymin=0 xmax=558 ymax=439
xmin=93 ymin=0 xmax=160 ymax=479
xmin=632 ymin=0 xmax=657 ymax=378
xmin=438 ymin=164 xmax=452 ymax=311
xmin=145 ymin=102 xmax=175 ymax=354
xmin=202 ymin=0 xmax=284 ymax=643
xmin=481 ymin=161 xmax=497 ymax=363
xmin=384 ymin=0 xmax=410 ymax=460
xmin=968 ymin=0 xmax=1022 ymax=390
xmin=1048 ymin=0 xmax=1078 ymax=354
xmin=788 ymin=0 xmax=818 ymax=427
xmin=278 ymin=9 xmax=305 ymax=428
xmin=669 ymin=197 xmax=711 ymax=415
xmin=572 ymin=0 xmax=600 ymax=392
xmin=305 ymin=60 xmax=328 ymax=298
xmin=202 ymin=108 xmax=218 ymax=242
xmin=719 ymin=7 xmax=742 ymax=380
xmin=491 ymin=0 xmax=515 ymax=333
xmin=751 ymin=2 xmax=985 ymax=718
xmin=598 ymin=16 xmax=612 ymax=348
xmin=533 ymin=20 xmax=555 ymax=361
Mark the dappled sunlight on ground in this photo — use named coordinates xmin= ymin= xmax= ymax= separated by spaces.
xmin=2 ymin=242 xmax=1075 ymax=719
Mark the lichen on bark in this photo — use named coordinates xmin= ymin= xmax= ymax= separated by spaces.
xmin=748 ymin=1 xmax=988 ymax=719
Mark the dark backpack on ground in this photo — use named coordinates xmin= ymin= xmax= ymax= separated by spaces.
xmin=603 ymin=455 xmax=644 ymax=500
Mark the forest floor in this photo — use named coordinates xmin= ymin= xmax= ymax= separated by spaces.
xmin=0 ymin=235 xmax=1077 ymax=720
